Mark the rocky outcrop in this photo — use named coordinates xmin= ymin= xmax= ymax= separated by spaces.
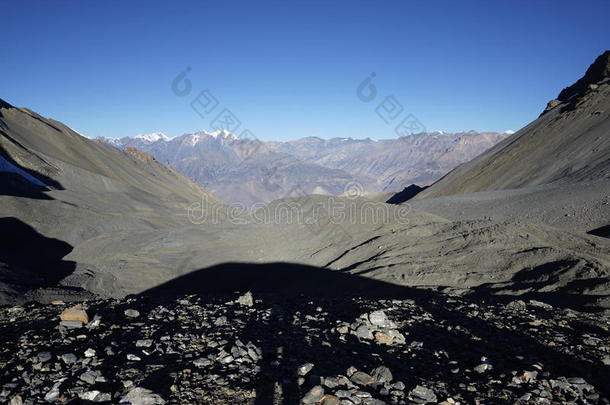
xmin=557 ymin=51 xmax=610 ymax=104
xmin=417 ymin=51 xmax=610 ymax=200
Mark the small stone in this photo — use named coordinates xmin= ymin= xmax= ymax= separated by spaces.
xmin=368 ymin=310 xmax=391 ymax=327
xmin=124 ymin=309 xmax=140 ymax=318
xmin=394 ymin=381 xmax=405 ymax=390
xmin=355 ymin=324 xmax=374 ymax=340
xmin=136 ymin=339 xmax=153 ymax=348
xmin=37 ymin=352 xmax=52 ymax=363
xmin=80 ymin=371 xmax=99 ymax=385
xmin=127 ymin=354 xmax=141 ymax=361
xmin=60 ymin=304 xmax=89 ymax=324
xmin=88 ymin=315 xmax=102 ymax=328
xmin=320 ymin=395 xmax=341 ymax=405
xmin=119 ymin=387 xmax=165 ymax=405
xmin=374 ymin=331 xmax=393 ymax=345
xmin=388 ymin=329 xmax=406 ymax=344
xmin=408 ymin=385 xmax=437 ymax=404
xmin=44 ymin=381 xmax=63 ymax=402
xmin=61 ymin=353 xmax=77 ymax=364
xmin=9 ymin=395 xmax=23 ymax=405
xmin=79 ymin=391 xmax=111 ymax=402
xmin=236 ymin=291 xmax=254 ymax=307
xmin=474 ymin=363 xmax=492 ymax=373
xmin=371 ymin=366 xmax=393 ymax=384
xmin=350 ymin=371 xmax=375 ymax=386
xmin=302 ymin=385 xmax=325 ymax=404
xmin=522 ymin=370 xmax=538 ymax=383
xmin=298 ymin=362 xmax=315 ymax=376
xmin=84 ymin=348 xmax=96 ymax=358
xmin=364 ymin=399 xmax=387 ymax=405
xmin=60 ymin=320 xmax=83 ymax=328
xmin=193 ymin=358 xmax=212 ymax=368
xmin=214 ymin=316 xmax=227 ymax=326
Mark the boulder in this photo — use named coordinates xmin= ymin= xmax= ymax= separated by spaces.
xmin=59 ymin=305 xmax=89 ymax=324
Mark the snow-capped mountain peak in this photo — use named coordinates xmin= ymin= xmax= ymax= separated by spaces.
xmin=133 ymin=132 xmax=171 ymax=142
xmin=209 ymin=129 xmax=238 ymax=140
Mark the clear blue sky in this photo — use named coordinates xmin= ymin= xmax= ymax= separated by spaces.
xmin=3 ymin=0 xmax=609 ymax=141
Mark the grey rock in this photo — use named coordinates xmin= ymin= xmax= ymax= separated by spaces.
xmin=302 ymin=385 xmax=325 ymax=404
xmin=350 ymin=371 xmax=375 ymax=386
xmin=79 ymin=391 xmax=111 ymax=402
xmin=214 ymin=316 xmax=227 ymax=326
xmin=236 ymin=291 xmax=254 ymax=307
xmin=124 ymin=309 xmax=140 ymax=318
xmin=321 ymin=395 xmax=341 ymax=405
xmin=193 ymin=358 xmax=212 ymax=368
xmin=368 ymin=310 xmax=391 ymax=327
xmin=80 ymin=370 xmax=100 ymax=385
xmin=473 ymin=363 xmax=492 ymax=373
xmin=298 ymin=362 xmax=315 ymax=376
xmin=371 ymin=366 xmax=393 ymax=384
xmin=408 ymin=385 xmax=437 ymax=404
xmin=61 ymin=353 xmax=77 ymax=364
xmin=119 ymin=387 xmax=165 ymax=405
xmin=136 ymin=339 xmax=153 ymax=348
xmin=60 ymin=320 xmax=83 ymax=328
xmin=355 ymin=325 xmax=373 ymax=340
xmin=37 ymin=352 xmax=52 ymax=363
xmin=363 ymin=399 xmax=387 ymax=405
xmin=9 ymin=395 xmax=23 ymax=405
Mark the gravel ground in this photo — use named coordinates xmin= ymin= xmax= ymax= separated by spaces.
xmin=1 ymin=291 xmax=609 ymax=405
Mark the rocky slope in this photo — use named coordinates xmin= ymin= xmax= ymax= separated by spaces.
xmin=415 ymin=51 xmax=610 ymax=200
xmin=98 ymin=130 xmax=507 ymax=207
xmin=0 ymin=99 xmax=222 ymax=304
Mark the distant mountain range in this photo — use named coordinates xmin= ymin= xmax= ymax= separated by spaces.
xmin=98 ymin=130 xmax=509 ymax=206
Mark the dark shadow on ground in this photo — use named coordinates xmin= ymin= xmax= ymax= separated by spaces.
xmin=469 ymin=260 xmax=609 ymax=313
xmin=0 ymin=172 xmax=54 ymax=199
xmin=588 ymin=224 xmax=610 ymax=239
xmin=0 ymin=217 xmax=76 ymax=297
xmin=136 ymin=262 xmax=610 ymax=404
xmin=139 ymin=262 xmax=421 ymax=299
xmin=386 ymin=184 xmax=427 ymax=204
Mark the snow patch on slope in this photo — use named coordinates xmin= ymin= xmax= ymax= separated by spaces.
xmin=0 ymin=155 xmax=48 ymax=187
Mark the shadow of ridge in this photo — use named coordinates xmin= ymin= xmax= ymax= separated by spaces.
xmin=0 ymin=217 xmax=76 ymax=292
xmin=135 ymin=261 xmax=610 ymax=404
xmin=138 ymin=261 xmax=429 ymax=300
